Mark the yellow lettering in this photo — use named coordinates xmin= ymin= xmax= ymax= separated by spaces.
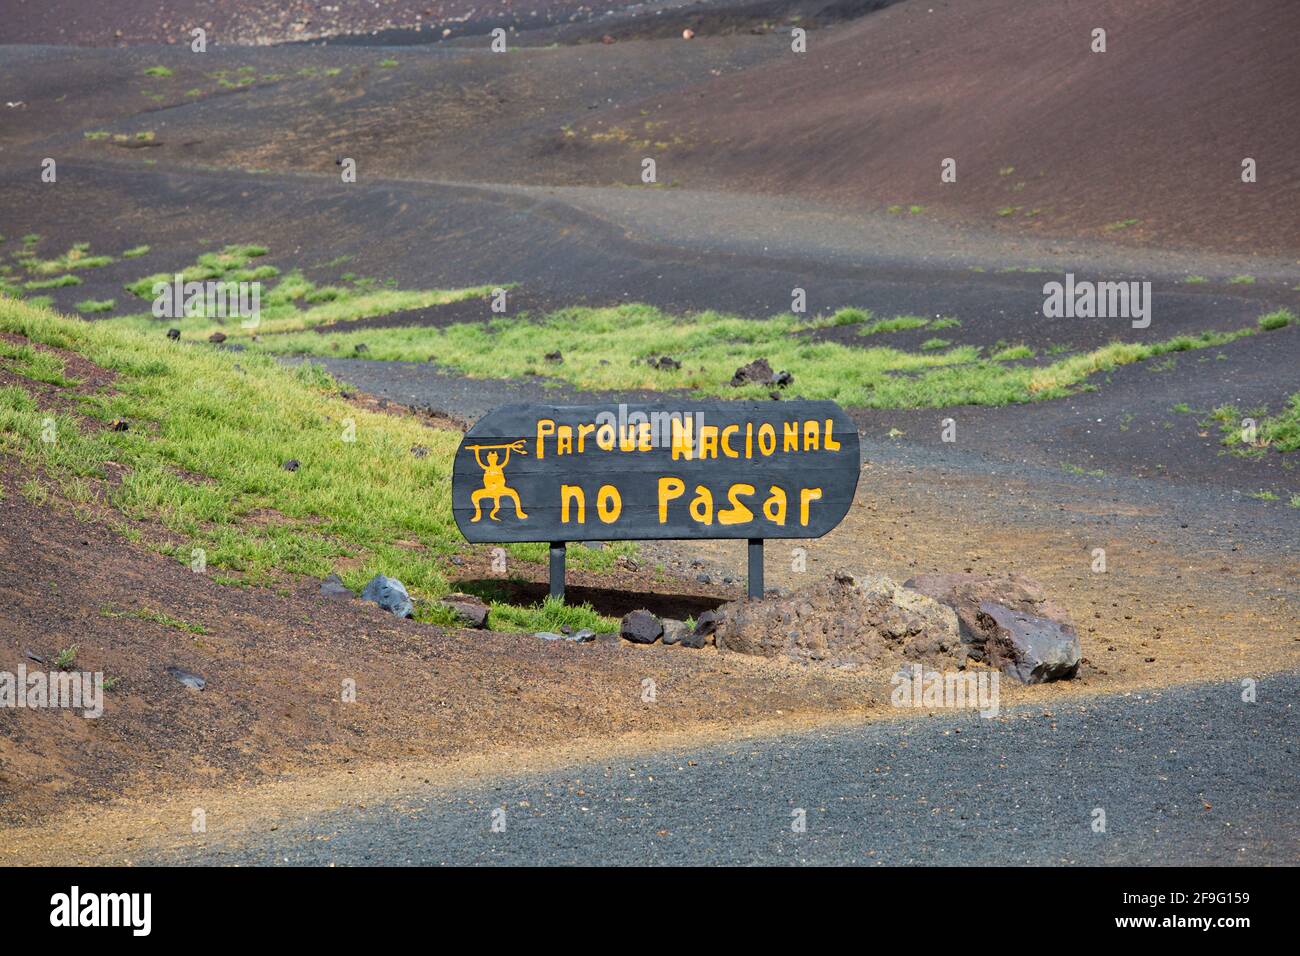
xmin=699 ymin=426 xmax=720 ymax=460
xmin=689 ymin=485 xmax=714 ymax=525
xmin=758 ymin=424 xmax=776 ymax=456
xmin=536 ymin=419 xmax=556 ymax=459
xmin=671 ymin=417 xmax=694 ymax=461
xmin=718 ymin=483 xmax=755 ymax=525
xmin=658 ymin=477 xmax=685 ymax=522
xmin=763 ymin=485 xmax=787 ymax=525
xmin=783 ymin=421 xmax=799 ymax=452
xmin=561 ymin=485 xmax=586 ymax=523
xmin=824 ymin=419 xmax=841 ymax=451
xmin=803 ymin=419 xmax=820 ymax=451
xmin=721 ymin=425 xmax=740 ymax=459
xmin=557 ymin=425 xmax=573 ymax=455
xmin=596 ymin=484 xmax=622 ymax=523
xmin=578 ymin=423 xmax=595 ymax=452
xmin=799 ymin=487 xmax=823 ymax=526
xmin=596 ymin=423 xmax=616 ymax=450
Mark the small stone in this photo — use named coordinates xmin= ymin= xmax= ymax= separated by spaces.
xmin=681 ymin=609 xmax=719 ymax=648
xmin=166 ymin=666 xmax=205 ymax=690
xmin=109 ymin=419 xmax=129 ymax=432
xmin=620 ymin=609 xmax=663 ymax=644
xmin=354 ymin=343 xmax=368 ymax=354
xmin=440 ymin=592 xmax=488 ymax=628
xmin=730 ymin=357 xmax=774 ymax=387
xmin=544 ymin=350 xmax=563 ymax=364
xmin=410 ymin=445 xmax=429 ymax=458
xmin=661 ymin=619 xmax=689 ymax=646
xmin=166 ymin=328 xmax=181 ymax=340
xmin=319 ymin=573 xmax=353 ymax=600
xmin=362 ymin=574 xmax=414 ymax=618
xmin=208 ymin=332 xmax=227 ymax=344
xmin=682 ymin=28 xmax=695 ymax=39
xmin=283 ymin=459 xmax=300 ymax=472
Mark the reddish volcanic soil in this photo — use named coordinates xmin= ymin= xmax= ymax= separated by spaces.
xmin=602 ymin=0 xmax=1300 ymax=254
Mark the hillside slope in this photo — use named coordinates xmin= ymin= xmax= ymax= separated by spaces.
xmin=609 ymin=0 xmax=1300 ymax=253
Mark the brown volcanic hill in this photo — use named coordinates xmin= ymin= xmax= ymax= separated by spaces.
xmin=608 ymin=0 xmax=1300 ymax=255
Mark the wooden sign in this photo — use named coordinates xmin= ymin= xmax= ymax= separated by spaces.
xmin=453 ymin=401 xmax=859 ymax=542
xmin=452 ymin=401 xmax=860 ymax=598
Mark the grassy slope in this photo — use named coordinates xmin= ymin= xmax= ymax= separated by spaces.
xmin=247 ymin=304 xmax=1294 ymax=409
xmin=0 ymin=297 xmax=619 ymax=632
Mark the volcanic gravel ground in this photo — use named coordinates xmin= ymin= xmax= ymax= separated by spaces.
xmin=143 ymin=673 xmax=1300 ymax=865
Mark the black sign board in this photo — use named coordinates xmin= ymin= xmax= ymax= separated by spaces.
xmin=452 ymin=401 xmax=860 ymax=599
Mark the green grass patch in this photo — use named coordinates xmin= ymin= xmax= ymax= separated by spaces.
xmin=857 ymin=315 xmax=929 ymax=337
xmin=246 ymin=302 xmax=1270 ymax=410
xmin=22 ymin=245 xmax=114 ymax=277
xmin=122 ymin=245 xmax=151 ymax=259
xmin=76 ymin=299 xmax=116 ymax=314
xmin=1258 ymin=309 xmax=1292 ymax=331
xmin=143 ymin=66 xmax=174 ymax=78
xmin=1209 ymin=393 xmax=1300 ymax=454
xmin=1228 ymin=274 xmax=1255 ymax=285
xmin=485 ymin=595 xmax=618 ymax=635
xmin=1183 ymin=274 xmax=1209 ymax=284
xmin=111 ymin=246 xmax=493 ymax=340
xmin=101 ymin=604 xmax=207 ymax=634
xmin=24 ymin=274 xmax=81 ymax=291
xmin=991 ymin=345 xmax=1034 ymax=361
xmin=0 ymin=297 xmax=468 ymax=613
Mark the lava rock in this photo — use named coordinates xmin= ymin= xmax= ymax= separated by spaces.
xmin=661 ymin=619 xmax=690 ymax=646
xmin=977 ymin=602 xmax=1082 ymax=684
xmin=354 ymin=343 xmax=369 ymax=354
xmin=440 ymin=592 xmax=489 ymax=628
xmin=319 ymin=573 xmax=353 ymax=601
xmin=166 ymin=666 xmax=205 ymax=690
xmin=166 ymin=328 xmax=181 ymax=340
xmin=648 ymin=355 xmax=681 ymax=371
xmin=109 ymin=419 xmax=129 ymax=432
xmin=410 ymin=445 xmax=429 ymax=458
xmin=716 ymin=571 xmax=959 ymax=667
xmin=536 ymin=629 xmax=596 ymax=643
xmin=544 ymin=350 xmax=563 ymax=364
xmin=731 ymin=357 xmax=775 ymax=387
xmin=620 ymin=609 xmax=663 ymax=644
xmin=774 ymin=370 xmax=794 ymax=388
xmin=208 ymin=332 xmax=227 ymax=344
xmin=362 ymin=574 xmax=414 ymax=619
xmin=282 ymin=459 xmax=300 ymax=472
xmin=903 ymin=572 xmax=1081 ymax=683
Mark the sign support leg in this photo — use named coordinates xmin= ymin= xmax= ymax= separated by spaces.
xmin=549 ymin=541 xmax=566 ymax=601
xmin=747 ymin=538 xmax=764 ymax=599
